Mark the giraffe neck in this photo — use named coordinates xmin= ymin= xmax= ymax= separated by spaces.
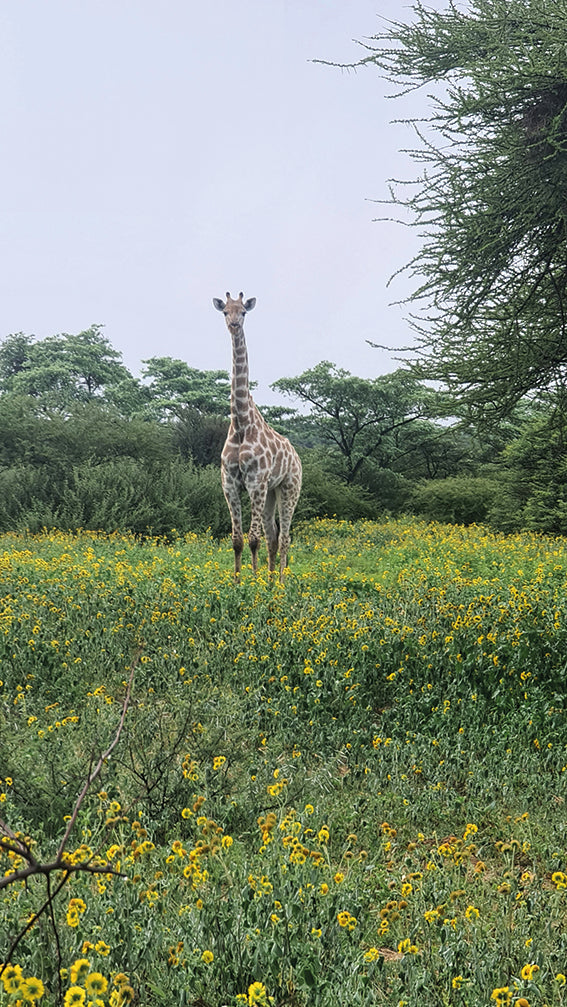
xmin=230 ymin=328 xmax=255 ymax=431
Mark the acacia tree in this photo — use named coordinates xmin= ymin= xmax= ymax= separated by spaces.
xmin=272 ymin=362 xmax=431 ymax=483
xmin=354 ymin=0 xmax=567 ymax=421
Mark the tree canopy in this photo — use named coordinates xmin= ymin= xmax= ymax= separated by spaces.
xmin=0 ymin=326 xmax=133 ymax=413
xmin=356 ymin=0 xmax=567 ymax=421
xmin=272 ymin=362 xmax=431 ymax=482
xmin=141 ymin=357 xmax=230 ymax=420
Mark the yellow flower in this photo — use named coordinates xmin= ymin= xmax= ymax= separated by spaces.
xmin=84 ymin=974 xmax=108 ymax=997
xmin=337 ymin=911 xmax=351 ymax=927
xmin=20 ymin=976 xmax=45 ymax=1002
xmin=201 ymin=950 xmax=214 ymax=964
xmin=1 ymin=964 xmax=23 ymax=995
xmin=397 ymin=938 xmax=419 ymax=955
xmin=363 ymin=947 xmax=381 ymax=962
xmin=115 ymin=986 xmax=134 ymax=1004
xmin=94 ymin=941 xmax=110 ymax=957
xmin=320 ymin=883 xmax=329 ymax=895
xmin=520 ymin=964 xmax=539 ymax=982
xmin=555 ymin=974 xmax=567 ymax=987
xmin=334 ymin=872 xmax=345 ymax=884
xmin=69 ymin=960 xmax=91 ymax=985
xmin=464 ymin=905 xmax=480 ymax=920
xmin=452 ymin=976 xmax=469 ymax=990
xmin=514 ymin=999 xmax=531 ymax=1007
xmin=67 ymin=902 xmax=86 ymax=918
xmin=304 ymin=804 xmax=314 ymax=815
xmin=248 ymin=981 xmax=269 ymax=1006
xmin=491 ymin=987 xmax=512 ymax=1006
xmin=64 ymin=988 xmax=86 ymax=1007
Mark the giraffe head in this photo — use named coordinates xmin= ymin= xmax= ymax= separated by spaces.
xmin=213 ymin=291 xmax=256 ymax=333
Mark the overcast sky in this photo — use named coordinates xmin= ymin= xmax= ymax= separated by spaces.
xmin=1 ymin=1 xmax=429 ymax=404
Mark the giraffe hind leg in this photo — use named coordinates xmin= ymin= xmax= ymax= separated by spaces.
xmin=277 ymin=481 xmax=301 ymax=581
xmin=263 ymin=488 xmax=279 ymax=575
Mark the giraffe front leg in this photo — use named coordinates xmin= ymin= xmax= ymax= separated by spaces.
xmin=222 ymin=473 xmax=244 ymax=581
xmin=247 ymin=482 xmax=269 ymax=575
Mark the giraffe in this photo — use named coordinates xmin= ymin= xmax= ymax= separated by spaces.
xmin=213 ymin=291 xmax=302 ymax=581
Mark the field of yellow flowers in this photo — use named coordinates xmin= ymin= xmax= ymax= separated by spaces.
xmin=2 ymin=517 xmax=567 ymax=1007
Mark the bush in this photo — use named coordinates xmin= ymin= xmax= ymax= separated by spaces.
xmin=296 ymin=455 xmax=379 ymax=522
xmin=410 ymin=474 xmax=499 ymax=525
xmin=0 ymin=459 xmax=231 ymax=537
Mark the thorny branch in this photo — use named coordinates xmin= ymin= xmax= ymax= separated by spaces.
xmin=0 ymin=648 xmax=141 ymax=980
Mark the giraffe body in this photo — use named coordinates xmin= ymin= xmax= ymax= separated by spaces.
xmin=213 ymin=292 xmax=302 ymax=581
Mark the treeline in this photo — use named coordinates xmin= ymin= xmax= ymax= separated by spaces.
xmin=0 ymin=326 xmax=564 ymax=535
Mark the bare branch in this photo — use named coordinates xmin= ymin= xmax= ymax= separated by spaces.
xmin=56 ymin=649 xmax=140 ymax=859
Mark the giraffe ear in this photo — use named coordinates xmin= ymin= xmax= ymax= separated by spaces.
xmin=213 ymin=298 xmax=226 ymax=311
xmin=243 ymin=297 xmax=256 ymax=312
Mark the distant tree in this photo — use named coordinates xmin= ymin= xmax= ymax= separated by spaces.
xmin=0 ymin=333 xmax=35 ymax=390
xmin=2 ymin=326 xmax=134 ymax=413
xmin=355 ymin=0 xmax=567 ymax=421
xmin=141 ymin=357 xmax=231 ymax=420
xmin=272 ymin=363 xmax=431 ymax=483
xmin=382 ymin=420 xmax=475 ymax=480
xmin=259 ymin=405 xmax=323 ymax=450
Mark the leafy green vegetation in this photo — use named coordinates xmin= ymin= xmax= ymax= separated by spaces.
xmin=3 ymin=325 xmax=567 ymax=534
xmin=353 ymin=0 xmax=567 ymax=424
xmin=2 ymin=518 xmax=567 ymax=1006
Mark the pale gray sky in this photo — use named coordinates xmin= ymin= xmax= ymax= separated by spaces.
xmin=1 ymin=1 xmax=427 ymax=403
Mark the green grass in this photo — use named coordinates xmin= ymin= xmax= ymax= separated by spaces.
xmin=1 ymin=517 xmax=567 ymax=1007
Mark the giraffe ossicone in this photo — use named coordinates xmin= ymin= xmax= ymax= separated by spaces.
xmin=213 ymin=291 xmax=302 ymax=581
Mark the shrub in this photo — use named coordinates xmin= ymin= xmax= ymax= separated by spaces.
xmin=410 ymin=474 xmax=498 ymax=524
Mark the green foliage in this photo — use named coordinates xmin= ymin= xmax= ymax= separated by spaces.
xmin=295 ymin=453 xmax=379 ymax=521
xmin=410 ymin=474 xmax=499 ymax=524
xmin=0 ymin=327 xmax=134 ymax=413
xmin=141 ymin=356 xmax=230 ymax=420
xmin=0 ymin=398 xmax=172 ymax=468
xmin=488 ymin=409 xmax=567 ymax=533
xmin=7 ymin=328 xmax=567 ymax=536
xmin=173 ymin=408 xmax=229 ymax=467
xmin=355 ymin=0 xmax=567 ymax=419
xmin=0 ymin=458 xmax=231 ymax=537
xmin=273 ymin=363 xmax=432 ymax=483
